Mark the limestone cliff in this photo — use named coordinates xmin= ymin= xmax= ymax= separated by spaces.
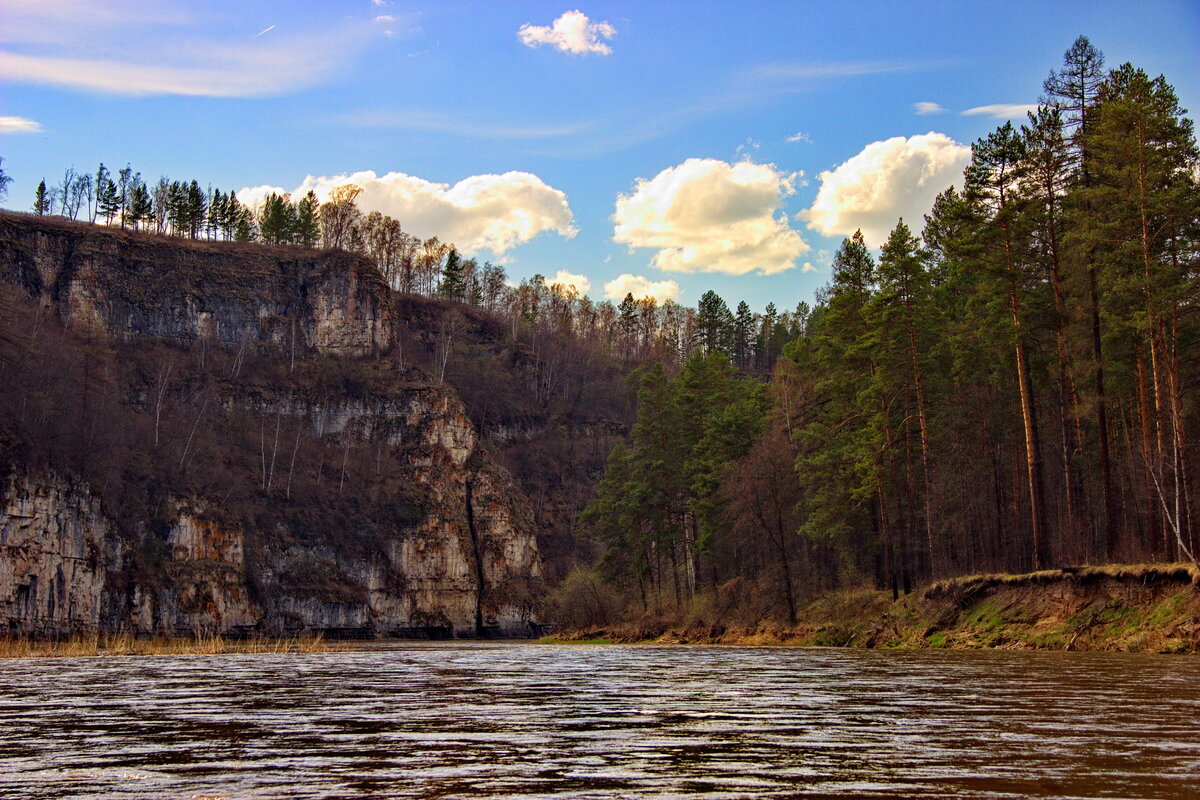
xmin=0 ymin=212 xmax=391 ymax=354
xmin=0 ymin=213 xmax=542 ymax=638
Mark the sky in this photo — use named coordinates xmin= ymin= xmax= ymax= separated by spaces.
xmin=2 ymin=1 xmax=1197 ymax=313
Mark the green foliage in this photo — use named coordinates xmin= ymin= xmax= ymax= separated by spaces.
xmin=582 ymin=351 xmax=763 ymax=611
xmin=437 ymin=247 xmax=467 ymax=302
xmin=34 ymin=179 xmax=49 ymax=215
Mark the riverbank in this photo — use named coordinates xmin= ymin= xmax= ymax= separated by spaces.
xmin=0 ymin=633 xmax=339 ymax=658
xmin=546 ymin=564 xmax=1200 ymax=653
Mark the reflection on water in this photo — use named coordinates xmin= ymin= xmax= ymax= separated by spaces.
xmin=1 ymin=644 xmax=1198 ymax=798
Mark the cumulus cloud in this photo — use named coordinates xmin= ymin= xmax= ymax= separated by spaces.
xmin=962 ymin=103 xmax=1039 ymax=119
xmin=913 ymin=101 xmax=944 ymax=115
xmin=239 ymin=170 xmax=575 ymax=256
xmin=602 ymin=274 xmax=681 ymax=303
xmin=549 ymin=270 xmax=591 ymax=295
xmin=0 ymin=116 xmax=43 ymax=134
xmin=518 ymin=10 xmax=615 ymax=55
xmin=612 ymin=158 xmax=808 ymax=276
xmin=799 ymin=132 xmax=970 ymax=246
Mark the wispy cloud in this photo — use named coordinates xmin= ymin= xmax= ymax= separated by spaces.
xmin=914 ymin=101 xmax=945 ymax=115
xmin=0 ymin=1 xmax=376 ymax=97
xmin=340 ymin=109 xmax=592 ymax=140
xmin=744 ymin=60 xmax=930 ymax=83
xmin=786 ymin=131 xmax=812 ymax=144
xmin=0 ymin=116 xmax=43 ymax=134
xmin=962 ymin=103 xmax=1038 ymax=119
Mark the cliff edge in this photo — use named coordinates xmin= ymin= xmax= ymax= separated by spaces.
xmin=0 ymin=212 xmax=543 ymax=638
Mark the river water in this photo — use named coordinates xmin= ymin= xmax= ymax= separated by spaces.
xmin=1 ymin=643 xmax=1198 ymax=799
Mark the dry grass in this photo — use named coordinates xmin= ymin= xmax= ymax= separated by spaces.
xmin=0 ymin=632 xmax=341 ymax=659
xmin=546 ymin=563 xmax=1200 ymax=653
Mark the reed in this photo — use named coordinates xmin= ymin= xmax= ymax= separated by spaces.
xmin=0 ymin=632 xmax=338 ymax=659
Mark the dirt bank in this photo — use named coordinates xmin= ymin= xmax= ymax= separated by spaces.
xmin=549 ymin=564 xmax=1200 ymax=653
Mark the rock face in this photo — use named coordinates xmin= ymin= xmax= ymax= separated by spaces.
xmin=0 ymin=213 xmax=542 ymax=638
xmin=0 ymin=213 xmax=392 ymax=355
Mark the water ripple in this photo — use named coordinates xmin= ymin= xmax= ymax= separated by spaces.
xmin=1 ymin=644 xmax=1198 ymax=798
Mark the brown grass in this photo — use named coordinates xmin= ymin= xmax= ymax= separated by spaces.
xmin=0 ymin=632 xmax=341 ymax=659
xmin=546 ymin=563 xmax=1200 ymax=653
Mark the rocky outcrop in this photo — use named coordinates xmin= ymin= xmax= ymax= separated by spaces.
xmin=0 ymin=475 xmax=117 ymax=635
xmin=0 ymin=213 xmax=391 ymax=355
xmin=0 ymin=213 xmax=543 ymax=638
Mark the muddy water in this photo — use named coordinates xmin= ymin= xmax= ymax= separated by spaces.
xmin=1 ymin=644 xmax=1198 ymax=799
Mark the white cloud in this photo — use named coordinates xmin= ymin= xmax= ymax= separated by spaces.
xmin=518 ymin=10 xmax=615 ymax=55
xmin=373 ymin=15 xmax=396 ymax=23
xmin=786 ymin=131 xmax=812 ymax=144
xmin=0 ymin=2 xmax=372 ymax=97
xmin=549 ymin=270 xmax=591 ymax=295
xmin=800 ymin=249 xmax=831 ymax=273
xmin=799 ymin=132 xmax=970 ymax=246
xmin=612 ymin=158 xmax=808 ymax=276
xmin=0 ymin=116 xmax=43 ymax=134
xmin=603 ymin=274 xmax=681 ymax=304
xmin=962 ymin=104 xmax=1038 ymax=119
xmin=914 ymin=101 xmax=944 ymax=115
xmin=239 ymin=170 xmax=575 ymax=256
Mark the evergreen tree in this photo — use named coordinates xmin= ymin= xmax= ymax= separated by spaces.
xmin=127 ymin=180 xmax=153 ymax=230
xmin=732 ymin=301 xmax=755 ymax=369
xmin=868 ymin=219 xmax=940 ymax=576
xmin=185 ymin=180 xmax=207 ymax=237
xmin=1079 ymin=63 xmax=1199 ymax=557
xmin=258 ymin=193 xmax=296 ymax=245
xmin=34 ymin=179 xmax=49 ymax=215
xmin=96 ymin=175 xmax=119 ymax=224
xmin=696 ymin=290 xmax=732 ymax=356
xmin=437 ymin=247 xmax=467 ymax=302
xmin=295 ymin=190 xmax=320 ymax=248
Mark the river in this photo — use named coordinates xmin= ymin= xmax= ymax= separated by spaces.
xmin=1 ymin=643 xmax=1197 ymax=799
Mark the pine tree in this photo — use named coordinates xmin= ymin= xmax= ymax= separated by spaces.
xmin=696 ymin=290 xmax=732 ymax=356
xmin=186 ymin=180 xmax=207 ymax=238
xmin=437 ymin=248 xmax=467 ymax=302
xmin=1046 ymin=35 xmax=1116 ymax=554
xmin=34 ymin=179 xmax=49 ymax=215
xmin=96 ymin=176 xmax=119 ymax=224
xmin=127 ymin=181 xmax=153 ymax=229
xmin=732 ymin=301 xmax=755 ymax=369
xmin=295 ymin=190 xmax=320 ymax=248
xmin=868 ymin=219 xmax=939 ymax=576
xmin=1080 ymin=64 xmax=1200 ymax=558
xmin=258 ymin=193 xmax=296 ymax=245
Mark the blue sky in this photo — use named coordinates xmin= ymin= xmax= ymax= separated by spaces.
xmin=2 ymin=1 xmax=1197 ymax=312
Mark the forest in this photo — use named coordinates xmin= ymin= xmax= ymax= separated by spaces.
xmin=569 ymin=37 xmax=1200 ymax=623
xmin=3 ymin=37 xmax=1197 ymax=629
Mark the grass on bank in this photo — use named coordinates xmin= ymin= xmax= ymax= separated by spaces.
xmin=0 ymin=632 xmax=338 ymax=659
xmin=541 ymin=563 xmax=1200 ymax=653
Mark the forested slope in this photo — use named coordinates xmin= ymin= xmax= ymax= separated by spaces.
xmin=568 ymin=38 xmax=1200 ymax=626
